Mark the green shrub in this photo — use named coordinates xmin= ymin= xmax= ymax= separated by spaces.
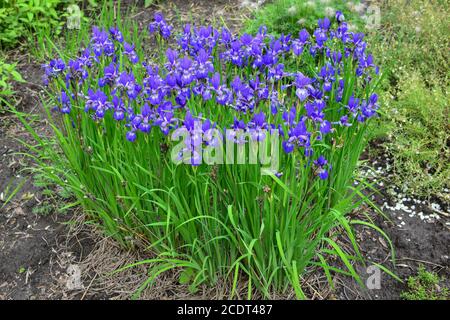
xmin=401 ymin=266 xmax=449 ymax=300
xmin=370 ymin=0 xmax=449 ymax=86
xmin=245 ymin=0 xmax=364 ymax=36
xmin=0 ymin=58 xmax=24 ymax=107
xmin=368 ymin=0 xmax=450 ymax=198
xmin=0 ymin=0 xmax=70 ymax=49
xmin=381 ymin=73 xmax=449 ymax=198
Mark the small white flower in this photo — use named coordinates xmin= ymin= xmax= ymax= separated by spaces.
xmin=354 ymin=3 xmax=366 ymax=14
xmin=287 ymin=5 xmax=298 ymax=15
xmin=241 ymin=0 xmax=264 ymax=10
xmin=324 ymin=7 xmax=335 ymax=17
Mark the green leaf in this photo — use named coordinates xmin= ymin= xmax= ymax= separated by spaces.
xmin=11 ymin=70 xmax=24 ymax=82
xmin=179 ymin=268 xmax=194 ymax=285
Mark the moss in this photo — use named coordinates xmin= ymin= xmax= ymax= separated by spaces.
xmin=401 ymin=266 xmax=449 ymax=300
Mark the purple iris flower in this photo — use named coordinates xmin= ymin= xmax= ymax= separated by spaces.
xmin=248 ymin=112 xmax=268 ymax=141
xmin=318 ymin=17 xmax=331 ymax=30
xmin=191 ymin=26 xmax=218 ymax=54
xmin=231 ymin=76 xmax=256 ymax=113
xmin=314 ymin=156 xmax=328 ymax=167
xmin=175 ymin=88 xmax=191 ymax=107
xmin=99 ymin=62 xmax=118 ymax=87
xmin=112 ymin=95 xmax=126 ymax=121
xmin=226 ymin=117 xmax=247 ymax=144
xmin=137 ymin=103 xmax=153 ymax=133
xmin=43 ymin=58 xmax=66 ymax=84
xmin=178 ymin=56 xmax=194 ymax=86
xmin=319 ymin=63 xmax=336 ymax=92
xmin=193 ymin=82 xmax=213 ymax=101
xmin=148 ymin=13 xmax=173 ymax=39
xmin=177 ymin=24 xmax=192 ymax=51
xmin=84 ymin=89 xmax=112 ymax=118
xmin=299 ymin=29 xmax=310 ymax=43
xmin=282 ymin=108 xmax=296 ymax=126
xmin=56 ymin=90 xmax=71 ymax=114
xmin=339 ymin=115 xmax=351 ymax=127
xmin=65 ymin=58 xmax=89 ymax=87
xmin=305 ymin=100 xmax=326 ymax=122
xmin=126 ymin=130 xmax=137 ymax=142
xmin=154 ymin=101 xmax=177 ymax=135
xmin=346 ymin=96 xmax=360 ymax=114
xmin=109 ymin=27 xmax=124 ymax=43
xmin=335 ymin=22 xmax=350 ymax=43
xmin=314 ymin=28 xmax=328 ymax=48
xmin=295 ymin=73 xmax=314 ymax=101
xmin=165 ymin=48 xmax=179 ymax=70
xmin=211 ymin=72 xmax=232 ymax=106
xmin=91 ymin=27 xmax=114 ymax=57
xmin=123 ymin=42 xmax=139 ymax=64
xmin=226 ymin=40 xmax=245 ymax=67
xmin=194 ymin=49 xmax=214 ymax=79
xmin=282 ymin=118 xmax=311 ymax=153
xmin=319 ymin=170 xmax=329 ymax=180
xmin=268 ymin=63 xmax=285 ymax=81
xmin=335 ymin=79 xmax=345 ymax=102
xmin=358 ymin=94 xmax=379 ymax=121
xmin=330 ymin=51 xmax=343 ymax=65
xmin=319 ymin=120 xmax=332 ymax=135
xmin=145 ymin=76 xmax=164 ymax=105
xmin=115 ymin=71 xmax=141 ymax=100
xmin=314 ymin=156 xmax=330 ymax=180
xmin=78 ymin=48 xmax=93 ymax=68
xmin=336 ymin=11 xmax=345 ymax=23
xmin=202 ymin=119 xmax=220 ymax=147
xmin=179 ymin=111 xmax=203 ymax=166
xmin=220 ymin=27 xmax=232 ymax=45
xmin=249 ymin=77 xmax=269 ymax=101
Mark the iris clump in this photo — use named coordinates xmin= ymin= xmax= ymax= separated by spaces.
xmin=31 ymin=11 xmax=384 ymax=298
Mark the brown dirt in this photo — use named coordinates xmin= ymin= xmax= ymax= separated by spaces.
xmin=334 ymin=141 xmax=449 ymax=299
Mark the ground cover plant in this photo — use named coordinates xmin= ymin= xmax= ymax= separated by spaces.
xmin=369 ymin=0 xmax=450 ymax=199
xmin=245 ymin=0 xmax=450 ymax=201
xmin=15 ymin=8 xmax=393 ymax=299
xmin=378 ymin=74 xmax=449 ymax=199
xmin=370 ymin=0 xmax=448 ymax=87
xmin=0 ymin=58 xmax=24 ymax=107
xmin=245 ymin=0 xmax=365 ymax=36
xmin=400 ymin=266 xmax=449 ymax=300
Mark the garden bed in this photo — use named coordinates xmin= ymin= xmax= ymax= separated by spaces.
xmin=0 ymin=0 xmax=448 ymax=300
